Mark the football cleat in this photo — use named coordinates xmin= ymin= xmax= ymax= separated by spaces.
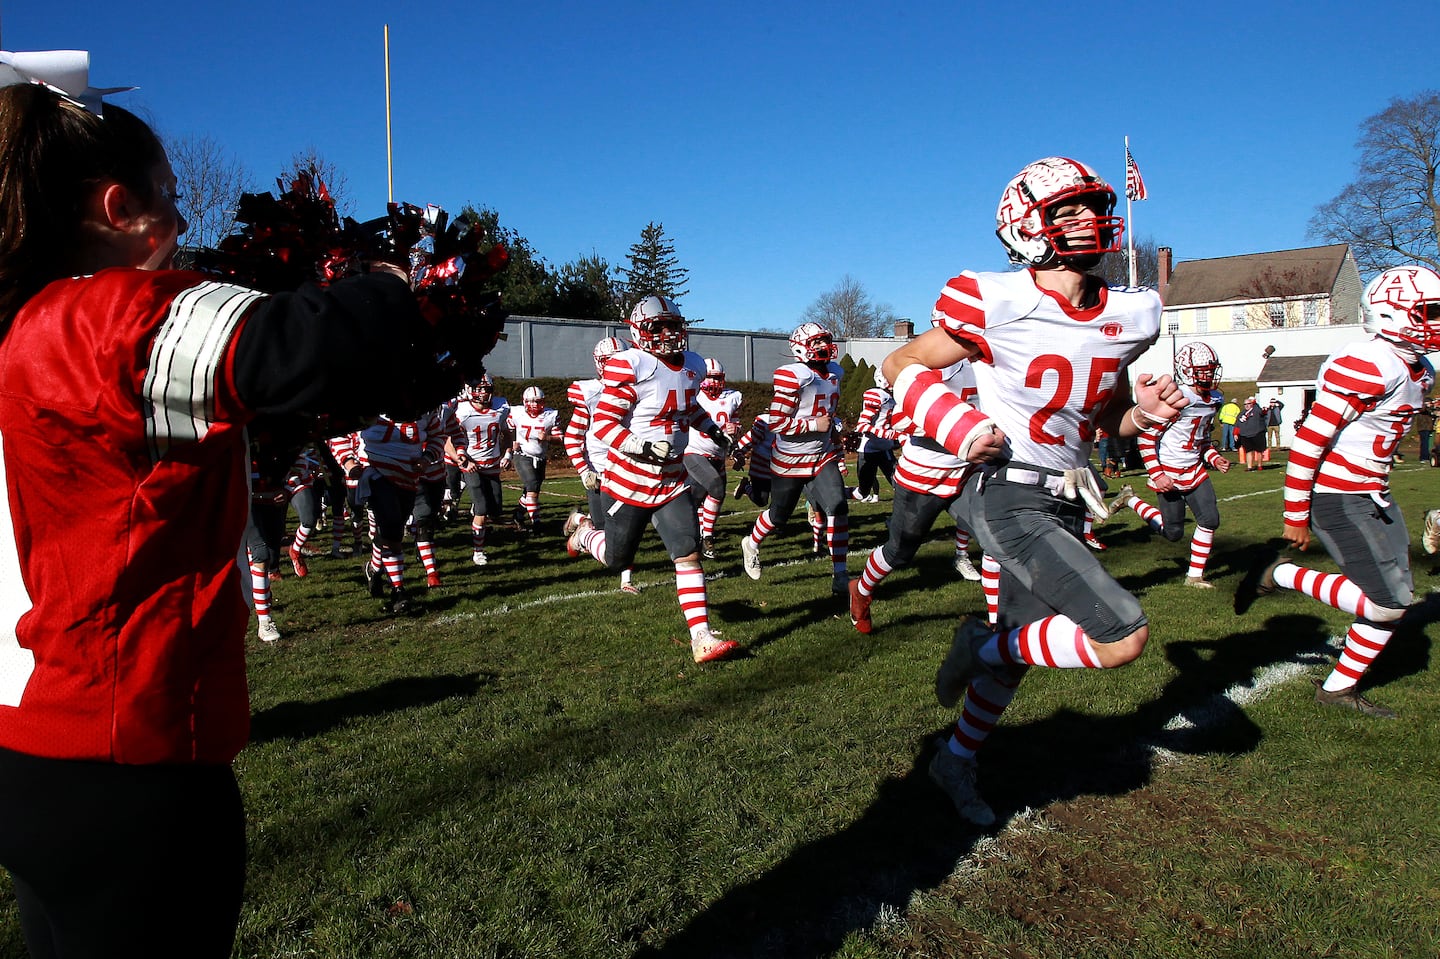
xmin=385 ymin=587 xmax=411 ymax=616
xmin=928 ymin=747 xmax=997 ymax=827
xmin=471 ymin=549 xmax=488 ymax=567
xmin=936 ymin=617 xmax=996 ymax=709
xmin=690 ymin=626 xmax=741 ymax=664
xmin=848 ymin=580 xmax=872 ymax=634
xmin=364 ymin=562 xmax=386 ymax=598
xmin=954 ymin=552 xmax=981 ymax=582
xmin=288 ymin=543 xmax=308 ymax=578
xmin=733 ymin=476 xmax=751 ymax=500
xmin=700 ymin=534 xmax=716 ymax=560
xmin=1183 ymin=576 xmax=1214 ymax=589
xmin=1312 ymin=678 xmax=1396 ymax=718
xmin=831 ymin=569 xmax=849 ymax=596
xmin=565 ymin=512 xmax=594 ymax=558
xmin=268 ymin=569 xmax=282 ymax=583
xmin=1084 ymin=535 xmax=1107 ymax=552
xmin=1424 ymin=509 xmax=1440 ymax=554
xmin=740 ymin=536 xmax=761 ymax=580
xmin=257 ymin=616 xmax=281 ymax=644
xmin=330 ymin=543 xmax=345 ymax=559
xmin=425 ymin=571 xmax=443 ymax=589
xmin=619 ymin=582 xmax=640 ymax=595
xmin=1113 ymin=484 xmax=1136 ymax=509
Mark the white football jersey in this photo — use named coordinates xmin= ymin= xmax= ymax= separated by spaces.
xmin=689 ymin=389 xmax=742 ymax=458
xmin=595 ymin=348 xmax=708 ymax=507
xmin=1139 ymin=385 xmax=1220 ymax=491
xmin=933 ymin=269 xmax=1162 ymax=471
xmin=509 ymin=406 xmax=559 ymax=457
xmin=767 ymin=360 xmax=843 ymax=477
xmin=454 ymin=396 xmax=511 ymax=471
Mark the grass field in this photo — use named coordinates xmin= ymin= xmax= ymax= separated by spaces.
xmin=2 ymin=453 xmax=1438 ymax=958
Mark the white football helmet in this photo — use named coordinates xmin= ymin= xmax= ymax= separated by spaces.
xmin=1362 ymin=266 xmax=1440 ymax=354
xmin=592 ymin=336 xmax=626 ymax=376
xmin=627 ymin=295 xmax=688 ymax=357
xmin=873 ymin=366 xmax=891 ymax=391
xmin=995 ymin=156 xmax=1124 ymax=268
xmin=701 ymin=358 xmax=726 ymax=398
xmin=523 ymin=386 xmax=544 ymax=415
xmin=1174 ymin=342 xmax=1223 ymax=391
xmin=789 ymin=322 xmax=837 ymax=364
xmin=463 ymin=374 xmax=494 ymax=403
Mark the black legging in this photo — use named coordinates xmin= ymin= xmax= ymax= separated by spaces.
xmin=0 ymin=747 xmax=245 ymax=959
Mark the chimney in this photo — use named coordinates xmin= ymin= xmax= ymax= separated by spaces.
xmin=894 ymin=318 xmax=915 ymax=339
xmin=1158 ymin=246 xmax=1173 ymax=302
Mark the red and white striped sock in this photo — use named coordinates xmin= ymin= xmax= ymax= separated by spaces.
xmin=579 ymin=528 xmax=607 ymax=565
xmin=826 ymin=513 xmax=848 ymax=570
xmin=1129 ymin=495 xmax=1164 ymax=533
xmin=954 ymin=528 xmax=971 ymax=555
xmin=471 ymin=521 xmax=487 ymax=550
xmin=1186 ymin=526 xmax=1214 ymax=579
xmin=676 ymin=564 xmax=709 ymax=637
xmin=859 ymin=547 xmax=892 ymax=597
xmin=248 ymin=559 xmax=272 ymax=617
xmin=1273 ymin=562 xmax=1376 ymax=618
xmin=1323 ymin=622 xmax=1394 ymax=691
xmin=370 ymin=542 xmax=384 ymax=571
xmin=978 ymin=615 xmax=1104 ymax=669
xmin=522 ymin=491 xmax=539 ymax=523
xmin=698 ymin=496 xmax=721 ymax=537
xmin=749 ymin=510 xmax=776 ymax=546
xmin=981 ymin=553 xmax=1001 ymax=626
xmin=947 ymin=669 xmax=1026 ymax=760
xmin=292 ymin=525 xmax=312 ymax=553
xmin=416 ymin=540 xmax=438 ymax=576
xmin=381 ymin=548 xmax=404 ymax=588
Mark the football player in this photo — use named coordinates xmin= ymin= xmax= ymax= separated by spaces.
xmin=563 ymin=296 xmax=740 ymax=663
xmin=882 ymin=156 xmax=1185 ymax=825
xmin=284 ymin=446 xmax=327 ymax=578
xmin=509 ymin=385 xmax=562 ymax=532
xmin=1239 ymin=266 xmax=1440 ymax=718
xmin=686 ymin=358 xmax=744 ymax=558
xmin=413 ymin=403 xmax=464 ymax=588
xmin=563 ymin=336 xmax=638 ymax=593
xmin=848 ymin=359 xmax=984 ymax=634
xmin=350 ymin=414 xmax=442 ymax=614
xmin=1112 ymin=341 xmax=1231 ymax=587
xmin=852 ymin=368 xmax=900 ymax=504
xmin=451 ymin=375 xmax=512 ymax=566
xmin=731 ymin=416 xmax=775 ymax=507
xmin=739 ymin=322 xmax=850 ymax=595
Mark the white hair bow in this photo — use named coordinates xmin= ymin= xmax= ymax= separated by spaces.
xmin=0 ymin=50 xmax=134 ymax=115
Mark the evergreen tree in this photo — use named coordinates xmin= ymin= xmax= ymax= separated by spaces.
xmin=555 ymin=252 xmax=626 ymax=322
xmin=459 ymin=205 xmax=558 ymax=316
xmin=624 ymin=221 xmax=690 ymax=308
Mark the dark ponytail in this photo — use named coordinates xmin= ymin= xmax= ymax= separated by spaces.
xmin=0 ymin=84 xmax=164 ymax=330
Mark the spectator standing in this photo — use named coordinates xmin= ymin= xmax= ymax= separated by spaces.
xmin=1266 ymin=398 xmax=1285 ymax=448
xmin=1236 ymin=396 xmax=1267 ymax=470
xmin=1415 ymin=401 xmax=1435 ymax=464
xmin=1218 ymin=398 xmax=1240 ymax=451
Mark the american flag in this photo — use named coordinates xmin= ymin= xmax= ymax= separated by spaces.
xmin=1125 ymin=147 xmax=1148 ymax=201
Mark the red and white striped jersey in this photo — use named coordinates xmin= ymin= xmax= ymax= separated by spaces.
xmin=733 ymin=418 xmax=775 ymax=480
xmin=453 ymin=396 xmax=511 ymax=472
xmin=509 ymin=405 xmax=559 ymax=457
xmin=1137 ymin=385 xmax=1225 ymax=492
xmin=894 ymin=360 xmax=977 ymax=498
xmin=354 ymin=417 xmax=431 ymax=491
xmin=284 ymin=447 xmax=325 ymax=496
xmin=766 ymin=360 xmax=843 ymax=477
xmin=689 ymin=389 xmax=743 ymax=458
xmin=932 ymin=269 xmax=1162 ymax=470
xmin=417 ymin=404 xmax=463 ymax=483
xmin=596 ymin=349 xmax=711 ymax=507
xmin=564 ymin=379 xmax=606 ymax=472
xmin=1284 ymin=338 xmax=1433 ymax=526
xmin=855 ymin=387 xmax=899 ymax=452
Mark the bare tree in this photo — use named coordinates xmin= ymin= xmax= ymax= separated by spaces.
xmin=286 ymin=148 xmax=353 ymax=217
xmin=801 ymin=275 xmax=897 ymax=339
xmin=1309 ymin=91 xmax=1440 ymax=274
xmin=168 ymin=134 xmax=252 ymax=251
xmin=1096 ymin=234 xmax=1165 ymax=288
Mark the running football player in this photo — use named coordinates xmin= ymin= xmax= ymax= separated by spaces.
xmin=451 ymin=375 xmax=512 ymax=566
xmin=509 ymin=385 xmax=562 ymax=532
xmin=686 ymin=358 xmax=744 ymax=558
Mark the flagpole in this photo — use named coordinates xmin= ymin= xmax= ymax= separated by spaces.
xmin=1125 ymin=135 xmax=1136 ymax=288
xmin=384 ymin=24 xmax=394 ymax=205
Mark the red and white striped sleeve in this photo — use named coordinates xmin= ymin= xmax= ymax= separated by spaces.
xmin=563 ymin=381 xmax=592 ymax=471
xmin=1137 ymin=423 xmax=1165 ymax=477
xmin=891 ymin=364 xmax=995 ymax=462
xmin=764 ymin=367 xmax=810 ymax=435
xmin=1283 ymin=373 xmax=1372 ymax=528
xmin=932 ymin=272 xmax=993 ymax=361
xmin=592 ymin=357 xmax=639 ymax=452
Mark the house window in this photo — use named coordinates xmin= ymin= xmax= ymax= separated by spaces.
xmin=1303 ymin=299 xmax=1318 ymax=326
xmin=1268 ymin=301 xmax=1286 ymax=328
xmin=1195 ymin=307 xmax=1208 ymax=333
xmin=1231 ymin=305 xmax=1247 ymax=330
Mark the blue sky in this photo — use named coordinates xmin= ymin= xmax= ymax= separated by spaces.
xmin=5 ymin=1 xmax=1436 ymax=332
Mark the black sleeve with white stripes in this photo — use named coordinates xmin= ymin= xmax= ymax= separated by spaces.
xmin=230 ymin=273 xmax=454 ymax=419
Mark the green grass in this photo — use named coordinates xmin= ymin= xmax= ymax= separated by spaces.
xmin=3 ymin=455 xmax=1439 ymax=958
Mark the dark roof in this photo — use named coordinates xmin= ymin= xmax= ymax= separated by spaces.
xmin=1164 ymin=244 xmax=1350 ymax=306
xmin=1256 ymin=355 xmax=1328 ymax=385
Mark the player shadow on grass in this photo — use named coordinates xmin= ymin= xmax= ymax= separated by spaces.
xmin=249 ymin=672 xmax=496 ymax=744
xmin=637 ymin=613 xmax=1334 ymax=959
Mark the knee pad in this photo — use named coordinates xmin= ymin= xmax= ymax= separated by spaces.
xmin=1364 ymin=603 xmax=1407 ymax=625
xmin=1160 ymin=525 xmax=1185 ymax=543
